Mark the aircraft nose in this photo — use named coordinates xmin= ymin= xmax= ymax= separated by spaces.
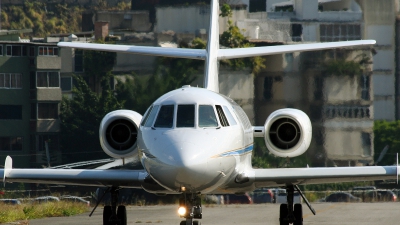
xmin=146 ymin=140 xmax=221 ymax=192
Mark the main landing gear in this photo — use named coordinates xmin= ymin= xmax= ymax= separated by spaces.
xmin=279 ymin=185 xmax=316 ymax=225
xmin=90 ymin=186 xmax=127 ymax=225
xmin=178 ymin=193 xmax=202 ymax=225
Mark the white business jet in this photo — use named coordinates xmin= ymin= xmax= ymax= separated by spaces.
xmin=2 ymin=1 xmax=398 ymax=225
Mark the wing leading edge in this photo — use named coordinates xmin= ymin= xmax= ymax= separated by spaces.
xmin=251 ymin=165 xmax=399 ymax=188
xmin=2 ymin=156 xmax=147 ymax=188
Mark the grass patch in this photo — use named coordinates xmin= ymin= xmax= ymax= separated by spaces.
xmin=0 ymin=202 xmax=89 ymax=223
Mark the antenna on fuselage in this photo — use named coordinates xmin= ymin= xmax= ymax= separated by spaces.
xmin=203 ymin=0 xmax=220 ymax=93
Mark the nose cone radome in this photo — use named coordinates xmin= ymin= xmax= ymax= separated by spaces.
xmin=145 ymin=140 xmax=224 ymax=193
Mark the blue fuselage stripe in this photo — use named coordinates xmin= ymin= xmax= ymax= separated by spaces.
xmin=218 ymin=145 xmax=253 ymax=157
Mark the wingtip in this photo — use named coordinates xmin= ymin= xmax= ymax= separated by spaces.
xmin=3 ymin=156 xmax=12 ymax=186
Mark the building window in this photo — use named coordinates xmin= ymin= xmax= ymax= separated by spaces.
xmin=61 ymin=77 xmax=73 ymax=91
xmin=0 ymin=45 xmax=3 ymax=56
xmin=0 ymin=73 xmax=22 ymax=89
xmin=6 ymin=45 xmax=27 ymax=56
xmin=31 ymin=134 xmax=59 ymax=152
xmin=320 ymin=24 xmax=361 ymax=42
xmin=74 ymin=49 xmax=83 ymax=72
xmin=38 ymin=103 xmax=58 ymax=119
xmin=29 ymin=46 xmax=35 ymax=57
xmin=39 ymin=46 xmax=59 ymax=56
xmin=361 ymin=132 xmax=372 ymax=156
xmin=0 ymin=105 xmax=22 ymax=120
xmin=36 ymin=72 xmax=60 ymax=88
xmin=263 ymin=77 xmax=273 ymax=100
xmin=361 ymin=75 xmax=370 ymax=101
xmin=291 ymin=24 xmax=303 ymax=42
xmin=0 ymin=137 xmax=23 ymax=151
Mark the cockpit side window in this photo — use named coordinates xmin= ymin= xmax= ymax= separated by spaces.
xmin=198 ymin=105 xmax=218 ymax=127
xmin=140 ymin=105 xmax=153 ymax=126
xmin=154 ymin=105 xmax=174 ymax=128
xmin=144 ymin=105 xmax=159 ymax=127
xmin=216 ymin=105 xmax=229 ymax=127
xmin=177 ymin=105 xmax=195 ymax=128
xmin=223 ymin=105 xmax=237 ymax=126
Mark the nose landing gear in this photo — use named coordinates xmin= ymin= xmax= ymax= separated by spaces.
xmin=178 ymin=193 xmax=202 ymax=225
xmin=91 ymin=186 xmax=127 ymax=225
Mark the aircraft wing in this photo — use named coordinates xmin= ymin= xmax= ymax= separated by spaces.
xmin=217 ymin=40 xmax=376 ymax=60
xmin=2 ymin=156 xmax=147 ymax=188
xmin=252 ymin=165 xmax=398 ymax=188
xmin=57 ymin=42 xmax=206 ymax=60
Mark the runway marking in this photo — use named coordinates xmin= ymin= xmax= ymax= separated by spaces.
xmin=303 ymin=203 xmax=347 ymax=219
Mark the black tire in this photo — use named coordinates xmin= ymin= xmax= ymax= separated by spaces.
xmin=117 ymin=205 xmax=127 ymax=225
xmin=279 ymin=204 xmax=289 ymax=225
xmin=180 ymin=221 xmax=186 ymax=225
xmin=193 ymin=221 xmax=201 ymax=225
xmin=103 ymin=206 xmax=112 ymax=225
xmin=294 ymin=204 xmax=303 ymax=225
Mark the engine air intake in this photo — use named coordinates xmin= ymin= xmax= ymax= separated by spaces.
xmin=269 ymin=118 xmax=300 ymax=149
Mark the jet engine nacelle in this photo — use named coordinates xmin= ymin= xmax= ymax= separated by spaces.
xmin=99 ymin=110 xmax=142 ymax=159
xmin=264 ymin=108 xmax=312 ymax=158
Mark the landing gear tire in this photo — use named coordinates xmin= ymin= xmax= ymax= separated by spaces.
xmin=103 ymin=206 xmax=112 ymax=225
xmin=180 ymin=220 xmax=201 ymax=225
xmin=279 ymin=204 xmax=289 ymax=225
xmin=294 ymin=204 xmax=303 ymax=225
xmin=193 ymin=221 xmax=201 ymax=225
xmin=117 ymin=205 xmax=127 ymax=225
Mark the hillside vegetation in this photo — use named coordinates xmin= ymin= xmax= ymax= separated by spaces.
xmin=1 ymin=1 xmax=131 ymax=37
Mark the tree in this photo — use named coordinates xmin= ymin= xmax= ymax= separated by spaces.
xmin=374 ymin=120 xmax=400 ymax=166
xmin=219 ymin=3 xmax=265 ymax=73
xmin=115 ymin=39 xmax=203 ymax=114
xmin=60 ymin=74 xmax=122 ymax=163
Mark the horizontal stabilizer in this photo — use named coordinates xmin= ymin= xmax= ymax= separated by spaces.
xmin=57 ymin=42 xmax=206 ymax=60
xmin=217 ymin=40 xmax=376 ymax=60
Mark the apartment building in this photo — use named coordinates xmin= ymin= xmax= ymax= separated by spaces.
xmin=0 ymin=30 xmax=62 ymax=168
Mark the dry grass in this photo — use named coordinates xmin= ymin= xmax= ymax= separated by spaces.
xmin=0 ymin=201 xmax=89 ymax=223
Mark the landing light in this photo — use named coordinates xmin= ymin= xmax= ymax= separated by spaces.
xmin=178 ymin=206 xmax=187 ymax=216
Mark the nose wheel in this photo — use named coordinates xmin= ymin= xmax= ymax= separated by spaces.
xmin=178 ymin=193 xmax=202 ymax=225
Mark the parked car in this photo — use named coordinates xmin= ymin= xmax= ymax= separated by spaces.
xmin=33 ymin=196 xmax=60 ymax=203
xmin=61 ymin=196 xmax=90 ymax=206
xmin=325 ymin=192 xmax=361 ymax=202
xmin=351 ymin=186 xmax=377 ymax=202
xmin=0 ymin=199 xmax=21 ymax=205
xmin=223 ymin=193 xmax=252 ymax=204
xmin=377 ymin=190 xmax=397 ymax=202
xmin=275 ymin=189 xmax=302 ymax=204
xmin=252 ymin=188 xmax=274 ymax=203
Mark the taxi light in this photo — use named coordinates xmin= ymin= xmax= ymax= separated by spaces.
xmin=178 ymin=206 xmax=187 ymax=216
xmin=180 ymin=186 xmax=186 ymax=192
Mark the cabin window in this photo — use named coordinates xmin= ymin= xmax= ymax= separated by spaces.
xmin=216 ymin=105 xmax=229 ymax=127
xmin=141 ymin=105 xmax=153 ymax=126
xmin=223 ymin=106 xmax=237 ymax=126
xmin=144 ymin=105 xmax=159 ymax=127
xmin=198 ymin=105 xmax=218 ymax=127
xmin=154 ymin=105 xmax=174 ymax=128
xmin=177 ymin=105 xmax=195 ymax=128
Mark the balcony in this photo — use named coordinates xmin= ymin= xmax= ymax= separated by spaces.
xmin=36 ymin=56 xmax=61 ymax=69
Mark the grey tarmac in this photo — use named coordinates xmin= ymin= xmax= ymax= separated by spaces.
xmin=26 ymin=203 xmax=400 ymax=225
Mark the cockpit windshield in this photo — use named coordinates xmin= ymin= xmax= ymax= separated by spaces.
xmin=154 ymin=105 xmax=174 ymax=128
xmin=198 ymin=105 xmax=218 ymax=127
xmin=177 ymin=105 xmax=195 ymax=127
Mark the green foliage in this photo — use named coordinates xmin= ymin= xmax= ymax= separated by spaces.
xmin=0 ymin=202 xmax=88 ymax=223
xmin=323 ymin=53 xmax=371 ymax=76
xmin=115 ymin=56 xmax=200 ymax=114
xmin=374 ymin=120 xmax=400 ymax=165
xmin=60 ymin=75 xmax=123 ymax=162
xmin=252 ymin=138 xmax=309 ymax=168
xmin=1 ymin=1 xmax=84 ymax=37
xmin=219 ymin=4 xmax=265 ymax=73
